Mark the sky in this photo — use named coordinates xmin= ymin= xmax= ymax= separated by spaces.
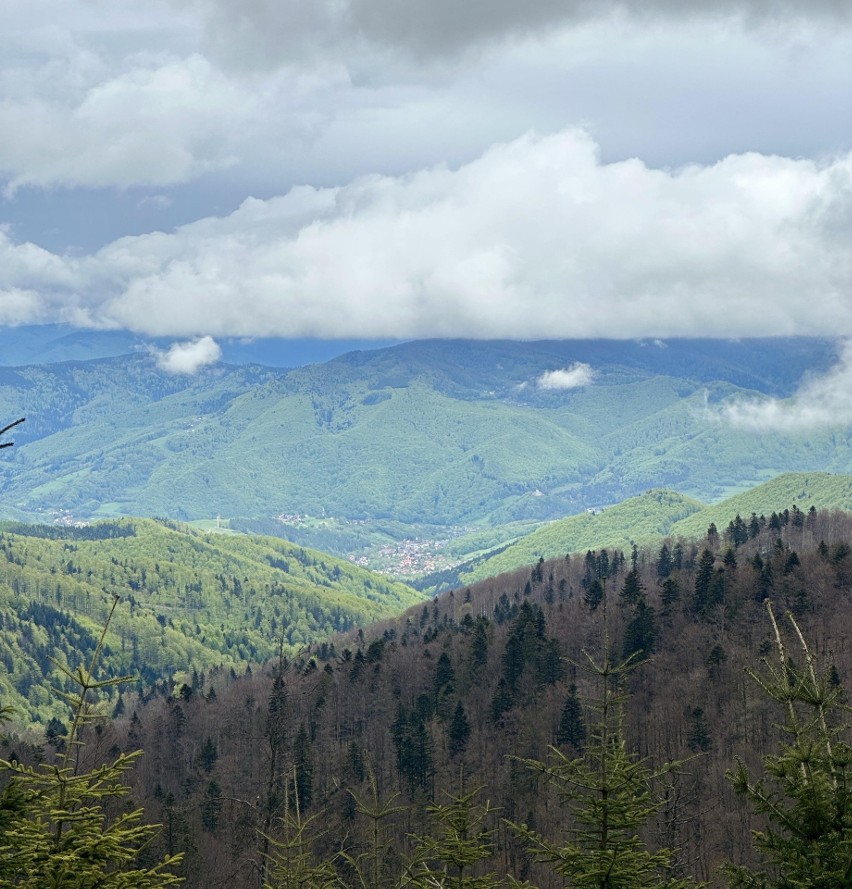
xmin=2 ymin=0 xmax=852 ymax=350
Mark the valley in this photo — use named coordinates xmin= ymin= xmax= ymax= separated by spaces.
xmin=2 ymin=335 xmax=852 ymax=887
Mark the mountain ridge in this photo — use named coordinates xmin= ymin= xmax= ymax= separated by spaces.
xmin=0 ymin=337 xmax=846 ymax=533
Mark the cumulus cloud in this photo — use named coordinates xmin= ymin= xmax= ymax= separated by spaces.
xmin=537 ymin=363 xmax=595 ymax=390
xmin=151 ymin=336 xmax=222 ymax=374
xmin=0 ymin=42 xmax=339 ymax=191
xmin=718 ymin=340 xmax=852 ymax=431
xmin=3 ymin=1 xmax=852 ymax=199
xmin=4 ymin=130 xmax=852 ymax=340
xmin=0 ymin=288 xmax=48 ymax=325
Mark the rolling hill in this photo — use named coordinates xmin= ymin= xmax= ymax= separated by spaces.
xmin=448 ymin=471 xmax=852 ymax=586
xmin=0 ymin=518 xmax=422 ymax=726
xmin=0 ymin=336 xmax=847 ymax=537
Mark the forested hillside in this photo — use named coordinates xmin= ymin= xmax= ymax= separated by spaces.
xmin=447 ymin=472 xmax=852 ymax=588
xmin=28 ymin=503 xmax=849 ymax=888
xmin=0 ymin=518 xmax=421 ymax=725
xmin=0 ymin=338 xmax=847 ymax=534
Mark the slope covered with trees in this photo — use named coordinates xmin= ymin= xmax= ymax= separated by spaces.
xmin=0 ymin=518 xmax=421 ymax=726
xmin=29 ymin=504 xmax=849 ymax=888
xmin=0 ymin=338 xmax=847 ymax=533
xmin=448 ymin=472 xmax=852 ymax=588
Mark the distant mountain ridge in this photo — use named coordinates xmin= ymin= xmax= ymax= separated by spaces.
xmin=0 ymin=336 xmax=846 ymax=533
xmin=0 ymin=324 xmax=400 ymax=368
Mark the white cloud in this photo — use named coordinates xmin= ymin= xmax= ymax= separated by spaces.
xmin=137 ymin=194 xmax=174 ymax=211
xmin=718 ymin=340 xmax=852 ymax=431
xmin=4 ymin=131 xmax=852 ymax=340
xmin=0 ymin=288 xmax=48 ymax=325
xmin=2 ymin=0 xmax=852 ymax=205
xmin=537 ymin=363 xmax=595 ymax=390
xmin=0 ymin=39 xmax=341 ymax=192
xmin=151 ymin=335 xmax=222 ymax=374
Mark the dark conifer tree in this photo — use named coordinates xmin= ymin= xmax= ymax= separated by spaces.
xmin=596 ymin=549 xmax=610 ymax=580
xmin=448 ymin=701 xmax=471 ymax=759
xmin=292 ymin=724 xmax=313 ymax=812
xmin=434 ymin=652 xmax=455 ymax=697
xmin=660 ymin=577 xmax=680 ymax=615
xmin=693 ymin=549 xmax=716 ymax=616
xmin=556 ymin=684 xmax=586 ymax=751
xmin=619 ymin=568 xmax=644 ymax=607
xmin=706 ymin=523 xmax=719 ymax=551
xmin=686 ymin=707 xmax=711 ymax=752
xmin=471 ymin=619 xmax=489 ymax=670
xmin=749 ymin=513 xmax=761 ymax=539
xmin=622 ymin=599 xmax=656 ymax=661
xmin=490 ymin=678 xmax=513 ymax=723
xmin=656 ymin=543 xmax=672 ymax=579
xmin=584 ymin=579 xmax=604 ymax=611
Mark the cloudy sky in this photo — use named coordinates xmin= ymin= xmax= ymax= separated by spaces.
xmin=2 ymin=0 xmax=852 ymax=343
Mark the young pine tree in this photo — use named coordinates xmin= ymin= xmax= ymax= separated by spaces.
xmin=406 ymin=784 xmax=503 ymax=889
xmin=0 ymin=596 xmax=182 ymax=887
xmin=263 ymin=771 xmax=337 ymax=889
xmin=723 ymin=601 xmax=852 ymax=889
xmin=510 ymin=599 xmax=701 ymax=889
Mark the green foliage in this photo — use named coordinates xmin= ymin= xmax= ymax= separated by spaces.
xmin=462 ymin=490 xmax=703 ymax=585
xmin=263 ymin=795 xmax=337 ymax=889
xmin=448 ymin=702 xmax=472 ymax=759
xmin=686 ymin=708 xmax=711 ymax=753
xmin=2 ymin=340 xmax=851 ymax=536
xmin=461 ymin=473 xmax=852 ymax=588
xmin=407 ymin=786 xmax=503 ymax=889
xmin=339 ymin=771 xmax=407 ymax=889
xmin=0 ymin=597 xmax=181 ymax=887
xmin=723 ymin=603 xmax=852 ymax=889
xmin=0 ymin=518 xmax=421 ymax=726
xmin=555 ymin=685 xmax=586 ymax=751
xmin=510 ymin=608 xmax=701 ymax=889
xmin=670 ymin=473 xmax=852 ymax=542
xmin=392 ymin=706 xmax=433 ymax=796
xmin=622 ymin=599 xmax=657 ymax=661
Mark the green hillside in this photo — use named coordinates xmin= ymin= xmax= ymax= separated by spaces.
xmin=669 ymin=471 xmax=852 ymax=538
xmin=0 ymin=338 xmax=849 ymax=534
xmin=456 ymin=472 xmax=852 ymax=585
xmin=456 ymin=489 xmax=704 ymax=584
xmin=0 ymin=518 xmax=422 ymax=726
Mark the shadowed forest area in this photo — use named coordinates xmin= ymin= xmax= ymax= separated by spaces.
xmin=4 ymin=503 xmax=851 ymax=887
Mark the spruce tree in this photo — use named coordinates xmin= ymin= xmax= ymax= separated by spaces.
xmin=555 ymin=684 xmax=586 ymax=752
xmin=619 ymin=568 xmax=644 ymax=607
xmin=723 ymin=602 xmax=852 ymax=888
xmin=693 ymin=549 xmax=716 ymax=616
xmin=510 ymin=602 xmax=700 ymax=889
xmin=660 ymin=577 xmax=681 ymax=616
xmin=0 ymin=596 xmax=181 ymax=887
xmin=263 ymin=772 xmax=337 ymax=889
xmin=340 ymin=769 xmax=407 ymax=889
xmin=407 ymin=785 xmax=503 ymax=889
xmin=448 ymin=701 xmax=472 ymax=759
xmin=622 ymin=598 xmax=657 ymax=661
xmin=584 ymin=579 xmax=604 ymax=612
